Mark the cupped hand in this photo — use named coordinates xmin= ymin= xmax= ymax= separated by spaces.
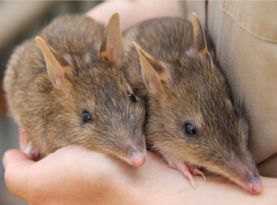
xmin=3 ymin=145 xmax=136 ymax=205
xmin=3 ymin=144 xmax=277 ymax=205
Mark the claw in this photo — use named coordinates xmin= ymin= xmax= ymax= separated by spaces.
xmin=182 ymin=168 xmax=196 ymax=188
xmin=189 ymin=166 xmax=207 ymax=181
xmin=23 ymin=141 xmax=33 ymax=156
xmin=165 ymin=157 xmax=196 ymax=188
xmin=23 ymin=141 xmax=42 ymax=161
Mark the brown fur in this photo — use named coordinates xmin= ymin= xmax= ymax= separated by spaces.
xmin=4 ymin=15 xmax=146 ymax=164
xmin=123 ymin=16 xmax=260 ymax=190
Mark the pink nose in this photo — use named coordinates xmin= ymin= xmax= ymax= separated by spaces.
xmin=129 ymin=151 xmax=146 ymax=168
xmin=247 ymin=177 xmax=262 ymax=194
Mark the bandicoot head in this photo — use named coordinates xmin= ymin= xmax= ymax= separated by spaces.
xmin=133 ymin=13 xmax=261 ymax=193
xmin=36 ymin=14 xmax=146 ymax=167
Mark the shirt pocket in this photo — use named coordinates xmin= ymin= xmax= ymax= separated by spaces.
xmin=222 ymin=1 xmax=277 ymax=43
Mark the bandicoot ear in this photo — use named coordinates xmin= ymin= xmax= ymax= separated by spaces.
xmin=100 ymin=13 xmax=123 ymax=68
xmin=36 ymin=36 xmax=72 ymax=89
xmin=191 ymin=12 xmax=208 ymax=52
xmin=132 ymin=41 xmax=174 ymax=95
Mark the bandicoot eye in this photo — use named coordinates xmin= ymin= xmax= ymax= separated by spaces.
xmin=128 ymin=92 xmax=137 ymax=103
xmin=82 ymin=110 xmax=93 ymax=123
xmin=183 ymin=122 xmax=197 ymax=137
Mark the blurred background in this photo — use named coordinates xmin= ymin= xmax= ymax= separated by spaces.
xmin=0 ymin=1 xmax=100 ymax=204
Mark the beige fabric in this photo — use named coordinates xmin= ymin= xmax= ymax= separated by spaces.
xmin=206 ymin=1 xmax=277 ymax=177
xmin=259 ymin=154 xmax=277 ymax=177
xmin=221 ymin=1 xmax=277 ymax=43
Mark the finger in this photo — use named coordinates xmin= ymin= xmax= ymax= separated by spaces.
xmin=3 ymin=149 xmax=30 ymax=168
xmin=3 ymin=149 xmax=34 ymax=199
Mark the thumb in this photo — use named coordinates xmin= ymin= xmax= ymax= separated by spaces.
xmin=3 ymin=149 xmax=34 ymax=199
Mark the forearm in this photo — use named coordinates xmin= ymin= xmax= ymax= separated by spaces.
xmin=112 ymin=153 xmax=277 ymax=205
xmin=4 ymin=147 xmax=277 ymax=205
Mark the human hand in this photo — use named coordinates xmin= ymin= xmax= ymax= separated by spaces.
xmin=3 ymin=138 xmax=277 ymax=205
xmin=86 ymin=0 xmax=184 ymax=31
xmin=3 ymin=145 xmax=142 ymax=205
xmin=3 ymin=145 xmax=277 ymax=205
